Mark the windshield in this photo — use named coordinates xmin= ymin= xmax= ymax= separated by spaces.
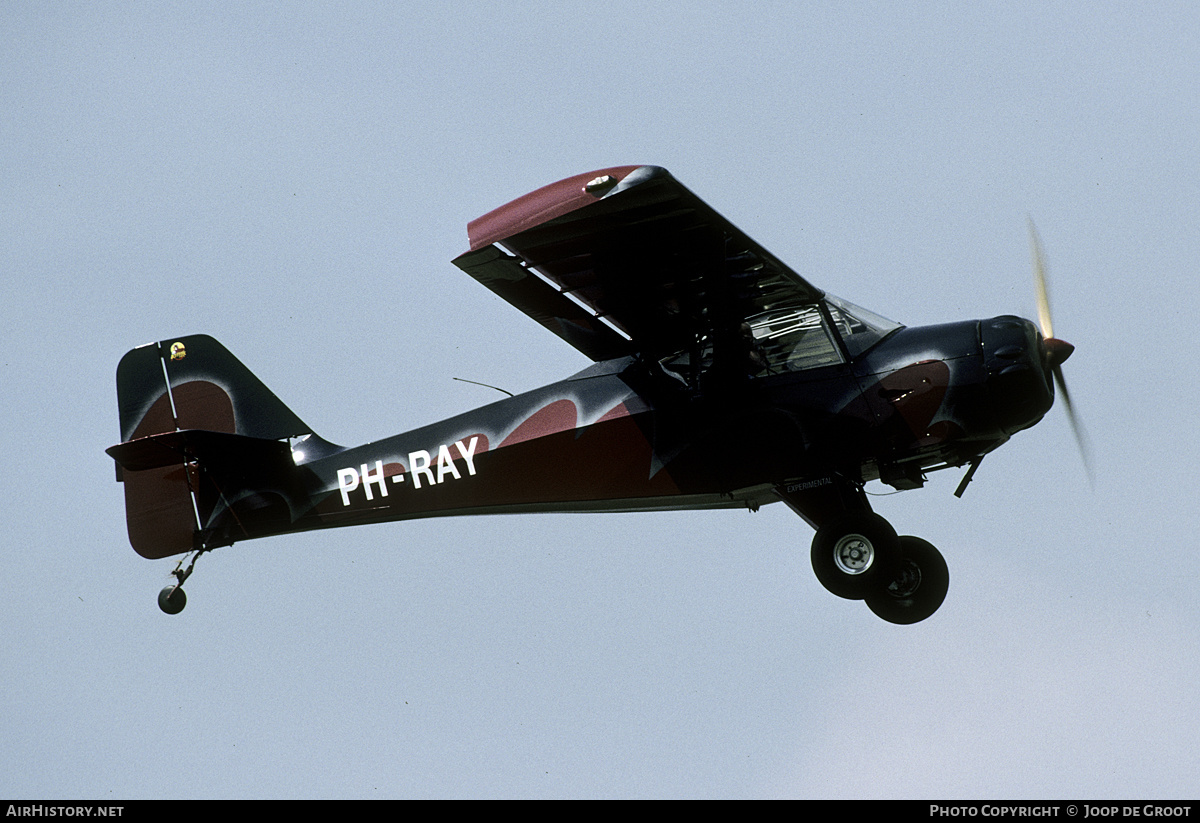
xmin=823 ymin=294 xmax=902 ymax=357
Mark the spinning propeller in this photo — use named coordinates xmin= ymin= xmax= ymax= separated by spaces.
xmin=1028 ymin=219 xmax=1093 ymax=484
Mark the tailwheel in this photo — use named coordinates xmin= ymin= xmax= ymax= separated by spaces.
xmin=156 ymin=548 xmax=207 ymax=615
xmin=158 ymin=585 xmax=187 ymax=615
xmin=865 ymin=536 xmax=949 ymax=624
xmin=811 ymin=512 xmax=899 ymax=600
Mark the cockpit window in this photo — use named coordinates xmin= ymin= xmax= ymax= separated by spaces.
xmin=659 ymin=295 xmax=901 ymax=380
xmin=746 ymin=305 xmax=843 ymax=371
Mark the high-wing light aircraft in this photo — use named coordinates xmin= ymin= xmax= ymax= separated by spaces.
xmin=108 ymin=165 xmax=1085 ymax=623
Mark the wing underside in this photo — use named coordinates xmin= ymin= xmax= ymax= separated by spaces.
xmin=452 ymin=166 xmax=824 ymax=366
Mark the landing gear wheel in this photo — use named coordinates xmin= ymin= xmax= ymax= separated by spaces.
xmin=158 ymin=585 xmax=187 ymax=615
xmin=811 ymin=512 xmax=899 ymax=600
xmin=865 ymin=536 xmax=949 ymax=624
xmin=156 ymin=548 xmax=207 ymax=614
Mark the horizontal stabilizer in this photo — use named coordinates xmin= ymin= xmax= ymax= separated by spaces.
xmin=107 ymin=429 xmax=294 ymax=472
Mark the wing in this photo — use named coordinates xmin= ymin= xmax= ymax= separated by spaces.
xmin=452 ymin=165 xmax=824 ymax=366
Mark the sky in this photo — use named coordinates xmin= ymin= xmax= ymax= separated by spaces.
xmin=3 ymin=1 xmax=1198 ymax=799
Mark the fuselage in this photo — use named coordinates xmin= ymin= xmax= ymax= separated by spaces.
xmin=287 ymin=313 xmax=1055 ymax=535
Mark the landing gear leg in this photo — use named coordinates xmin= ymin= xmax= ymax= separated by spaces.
xmin=157 ymin=549 xmax=207 ymax=615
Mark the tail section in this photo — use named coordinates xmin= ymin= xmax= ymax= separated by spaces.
xmin=108 ymin=335 xmax=330 ymax=559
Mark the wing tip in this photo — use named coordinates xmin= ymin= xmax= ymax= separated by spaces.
xmin=465 ymin=165 xmax=666 ymax=252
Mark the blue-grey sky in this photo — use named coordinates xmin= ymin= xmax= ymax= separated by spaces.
xmin=4 ymin=2 xmax=1198 ymax=799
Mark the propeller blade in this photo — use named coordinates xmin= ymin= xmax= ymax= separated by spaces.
xmin=1028 ymin=217 xmax=1054 ymax=339
xmin=1029 ymin=218 xmax=1092 ymax=486
xmin=1053 ymin=366 xmax=1094 ymax=487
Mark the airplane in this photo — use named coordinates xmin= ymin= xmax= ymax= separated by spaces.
xmin=106 ymin=165 xmax=1086 ymax=623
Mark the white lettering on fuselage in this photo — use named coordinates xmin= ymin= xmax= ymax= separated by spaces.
xmin=785 ymin=477 xmax=833 ymax=494
xmin=336 ymin=437 xmax=479 ymax=506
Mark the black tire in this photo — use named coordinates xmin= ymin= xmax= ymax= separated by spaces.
xmin=865 ymin=536 xmax=949 ymax=624
xmin=158 ymin=585 xmax=187 ymax=615
xmin=811 ymin=512 xmax=899 ymax=600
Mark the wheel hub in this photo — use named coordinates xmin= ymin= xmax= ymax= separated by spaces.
xmin=833 ymin=533 xmax=874 ymax=575
xmin=886 ymin=559 xmax=923 ymax=598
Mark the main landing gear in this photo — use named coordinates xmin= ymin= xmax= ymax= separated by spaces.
xmin=810 ymin=512 xmax=949 ymax=624
xmin=773 ymin=481 xmax=950 ymax=624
